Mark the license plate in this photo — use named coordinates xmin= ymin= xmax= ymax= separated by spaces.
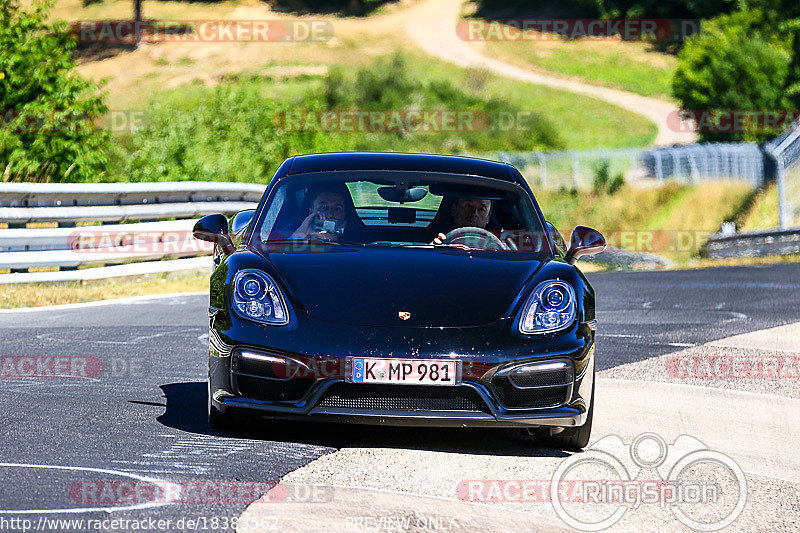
xmin=347 ymin=357 xmax=461 ymax=386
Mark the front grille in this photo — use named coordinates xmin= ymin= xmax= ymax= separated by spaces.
xmin=316 ymin=383 xmax=488 ymax=412
xmin=233 ymin=374 xmax=315 ymax=402
xmin=491 ymin=362 xmax=573 ymax=409
xmin=491 ymin=381 xmax=569 ymax=409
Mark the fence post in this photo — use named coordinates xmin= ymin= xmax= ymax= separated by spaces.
xmin=765 ymin=146 xmax=790 ymax=229
xmin=670 ymin=149 xmax=680 ymax=181
xmin=777 ymin=161 xmax=790 ymax=229
xmin=537 ymin=153 xmax=547 ymax=188
xmin=572 ymin=152 xmax=580 ymax=189
xmin=655 ymin=151 xmax=664 ymax=182
xmin=687 ymin=152 xmax=700 ymax=184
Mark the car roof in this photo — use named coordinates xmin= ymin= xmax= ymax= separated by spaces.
xmin=285 ymin=152 xmax=520 ymax=182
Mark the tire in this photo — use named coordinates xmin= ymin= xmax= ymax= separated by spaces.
xmin=535 ymin=380 xmax=594 ymax=451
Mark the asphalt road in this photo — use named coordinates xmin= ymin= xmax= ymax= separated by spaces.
xmin=1 ymin=262 xmax=798 ymax=531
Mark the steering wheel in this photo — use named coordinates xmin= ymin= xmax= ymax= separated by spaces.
xmin=444 ymin=226 xmax=507 ymax=250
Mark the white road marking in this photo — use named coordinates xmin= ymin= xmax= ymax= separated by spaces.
xmin=33 ymin=329 xmax=189 ymax=346
xmin=0 ymin=463 xmax=179 ymax=514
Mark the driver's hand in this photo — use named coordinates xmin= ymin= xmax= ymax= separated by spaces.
xmin=430 ymin=232 xmax=447 ymax=245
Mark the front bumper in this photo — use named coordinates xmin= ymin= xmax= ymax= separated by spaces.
xmin=218 ymin=386 xmax=590 ymax=428
xmin=209 ymin=314 xmax=596 ymax=429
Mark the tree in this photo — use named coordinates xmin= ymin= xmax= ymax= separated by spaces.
xmin=0 ymin=0 xmax=109 ymax=182
xmin=741 ymin=0 xmax=800 ymax=107
xmin=672 ymin=10 xmax=793 ymax=142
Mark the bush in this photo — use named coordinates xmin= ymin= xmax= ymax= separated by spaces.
xmin=122 ymin=86 xmax=344 ymax=182
xmin=592 ymin=160 xmax=625 ymax=194
xmin=113 ymin=53 xmax=563 ymax=182
xmin=0 ymin=0 xmax=109 ymax=182
xmin=320 ymin=52 xmax=563 ymax=153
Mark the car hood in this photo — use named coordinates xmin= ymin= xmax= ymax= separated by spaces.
xmin=259 ymin=246 xmax=546 ymax=328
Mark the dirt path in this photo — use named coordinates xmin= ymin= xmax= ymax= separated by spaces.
xmin=405 ymin=0 xmax=697 ymax=146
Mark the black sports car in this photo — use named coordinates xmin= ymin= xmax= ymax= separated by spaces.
xmin=194 ymin=152 xmax=605 ymax=449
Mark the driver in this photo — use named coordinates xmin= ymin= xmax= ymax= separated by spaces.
xmin=452 ymin=198 xmax=492 ymax=229
xmin=431 ymin=198 xmax=493 ymax=244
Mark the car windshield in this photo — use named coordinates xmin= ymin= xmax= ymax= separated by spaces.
xmin=252 ymin=171 xmax=551 ymax=254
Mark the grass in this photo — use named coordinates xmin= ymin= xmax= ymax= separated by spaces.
xmin=133 ymin=52 xmax=657 ymax=153
xmin=738 ymin=167 xmax=800 ymax=231
xmin=0 ymin=271 xmax=208 ymax=309
xmin=535 ymin=180 xmax=756 ymax=264
xmin=738 ymin=183 xmax=781 ymax=230
xmin=406 ymin=58 xmax=657 ymax=149
xmin=481 ymin=37 xmax=677 ymax=99
xmin=461 ymin=1 xmax=678 ymax=99
xmin=58 ymin=0 xmax=657 ymax=151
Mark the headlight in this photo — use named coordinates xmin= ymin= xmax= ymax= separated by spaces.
xmin=519 ymin=280 xmax=576 ymax=334
xmin=232 ymin=270 xmax=289 ymax=325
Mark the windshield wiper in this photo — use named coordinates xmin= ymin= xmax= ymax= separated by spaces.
xmin=263 ymin=238 xmax=362 ymax=246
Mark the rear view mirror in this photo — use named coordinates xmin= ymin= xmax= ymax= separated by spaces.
xmin=193 ymin=214 xmax=235 ymax=254
xmin=565 ymin=226 xmax=606 ymax=265
xmin=378 ymin=186 xmax=428 ymax=203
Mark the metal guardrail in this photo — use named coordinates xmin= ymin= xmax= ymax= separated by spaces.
xmin=0 ymin=201 xmax=256 ymax=224
xmin=0 ymin=182 xmax=265 ymax=208
xmin=0 ymin=182 xmax=263 ymax=282
xmin=704 ymin=228 xmax=800 ymax=258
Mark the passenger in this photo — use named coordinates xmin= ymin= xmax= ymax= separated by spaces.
xmin=290 ymin=184 xmax=365 ymax=242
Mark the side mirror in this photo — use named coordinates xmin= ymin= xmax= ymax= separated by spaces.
xmin=193 ymin=214 xmax=234 ymax=254
xmin=565 ymin=226 xmax=606 ymax=265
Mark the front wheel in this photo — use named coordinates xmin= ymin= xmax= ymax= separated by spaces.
xmin=533 ymin=381 xmax=594 ymax=451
